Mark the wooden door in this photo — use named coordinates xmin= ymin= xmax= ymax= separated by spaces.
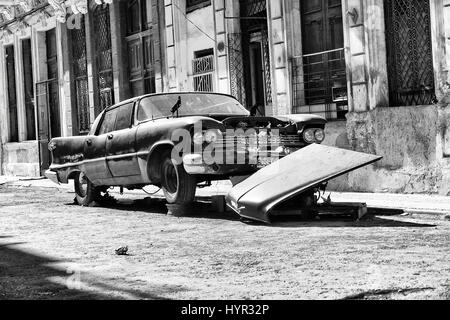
xmin=300 ymin=0 xmax=343 ymax=54
xmin=22 ymin=39 xmax=36 ymax=140
xmin=5 ymin=45 xmax=18 ymax=142
xmin=46 ymin=29 xmax=61 ymax=138
xmin=125 ymin=0 xmax=156 ymax=97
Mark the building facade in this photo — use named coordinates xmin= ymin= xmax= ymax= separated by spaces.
xmin=1 ymin=0 xmax=450 ymax=195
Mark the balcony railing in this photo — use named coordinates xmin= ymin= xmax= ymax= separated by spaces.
xmin=291 ymin=48 xmax=348 ymax=120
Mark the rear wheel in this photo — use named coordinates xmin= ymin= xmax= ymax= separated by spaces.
xmin=74 ymin=171 xmax=99 ymax=206
xmin=161 ymin=152 xmax=196 ymax=205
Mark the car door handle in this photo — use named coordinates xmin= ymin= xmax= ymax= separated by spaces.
xmin=86 ymin=139 xmax=92 ymax=146
xmin=107 ymin=134 xmax=114 ymax=140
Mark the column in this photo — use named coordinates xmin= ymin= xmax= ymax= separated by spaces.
xmin=267 ymin=0 xmax=290 ymax=116
xmin=342 ymin=0 xmax=389 ymax=112
xmin=110 ymin=1 xmax=129 ymax=103
xmin=164 ymin=0 xmax=178 ymax=91
xmin=213 ymin=0 xmax=229 ymax=94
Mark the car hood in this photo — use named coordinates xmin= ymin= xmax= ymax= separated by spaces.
xmin=226 ymin=144 xmax=382 ymax=223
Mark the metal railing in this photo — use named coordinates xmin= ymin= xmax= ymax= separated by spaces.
xmin=291 ymin=48 xmax=348 ymax=120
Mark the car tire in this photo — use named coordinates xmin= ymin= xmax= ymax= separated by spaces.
xmin=74 ymin=171 xmax=99 ymax=206
xmin=161 ymin=152 xmax=196 ymax=205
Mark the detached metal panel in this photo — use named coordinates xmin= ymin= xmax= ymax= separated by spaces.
xmin=226 ymin=144 xmax=382 ymax=223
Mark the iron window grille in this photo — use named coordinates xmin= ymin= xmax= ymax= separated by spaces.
xmin=71 ymin=15 xmax=90 ymax=134
xmin=192 ymin=53 xmax=214 ymax=92
xmin=228 ymin=33 xmax=247 ymax=107
xmin=384 ymin=0 xmax=435 ymax=106
xmin=93 ymin=3 xmax=114 ymax=112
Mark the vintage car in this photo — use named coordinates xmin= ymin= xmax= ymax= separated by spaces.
xmin=45 ymin=92 xmax=381 ymax=222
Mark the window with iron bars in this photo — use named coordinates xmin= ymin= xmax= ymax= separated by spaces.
xmin=384 ymin=0 xmax=435 ymax=106
xmin=193 ymin=49 xmax=214 ymax=92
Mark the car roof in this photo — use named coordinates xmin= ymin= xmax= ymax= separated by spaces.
xmin=104 ymin=91 xmax=239 ymax=112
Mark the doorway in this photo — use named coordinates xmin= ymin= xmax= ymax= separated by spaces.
xmin=36 ymin=28 xmax=60 ymax=175
xmin=124 ymin=0 xmax=156 ymax=97
xmin=296 ymin=0 xmax=347 ymax=119
xmin=248 ymin=33 xmax=266 ymax=116
xmin=228 ymin=0 xmax=272 ymax=116
xmin=5 ymin=45 xmax=18 ymax=142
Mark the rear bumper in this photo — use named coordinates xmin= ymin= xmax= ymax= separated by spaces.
xmin=44 ymin=169 xmax=60 ymax=185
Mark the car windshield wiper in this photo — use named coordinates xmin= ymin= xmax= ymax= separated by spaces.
xmin=171 ymin=96 xmax=182 ymax=118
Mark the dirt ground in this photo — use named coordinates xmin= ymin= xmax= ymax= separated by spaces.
xmin=0 ymin=184 xmax=449 ymax=300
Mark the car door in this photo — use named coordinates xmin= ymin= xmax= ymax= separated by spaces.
xmin=83 ymin=109 xmax=117 ymax=186
xmin=105 ymin=102 xmax=142 ymax=184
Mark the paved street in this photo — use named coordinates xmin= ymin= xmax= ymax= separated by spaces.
xmin=0 ymin=182 xmax=449 ymax=300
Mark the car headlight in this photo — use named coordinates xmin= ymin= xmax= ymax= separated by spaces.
xmin=204 ymin=129 xmax=222 ymax=143
xmin=314 ymin=129 xmax=325 ymax=143
xmin=193 ymin=132 xmax=204 ymax=145
xmin=303 ymin=129 xmax=315 ymax=143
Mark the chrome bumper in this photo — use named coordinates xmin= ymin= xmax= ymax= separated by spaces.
xmin=44 ymin=169 xmax=60 ymax=185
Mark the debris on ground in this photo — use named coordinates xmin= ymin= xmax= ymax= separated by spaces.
xmin=115 ymin=246 xmax=129 ymax=256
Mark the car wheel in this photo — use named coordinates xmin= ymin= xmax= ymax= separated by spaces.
xmin=161 ymin=152 xmax=196 ymax=205
xmin=74 ymin=171 xmax=99 ymax=206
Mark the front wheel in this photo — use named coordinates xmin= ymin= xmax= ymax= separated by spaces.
xmin=161 ymin=153 xmax=196 ymax=205
xmin=74 ymin=171 xmax=99 ymax=206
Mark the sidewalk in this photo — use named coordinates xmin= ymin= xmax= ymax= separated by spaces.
xmin=1 ymin=175 xmax=449 ymax=215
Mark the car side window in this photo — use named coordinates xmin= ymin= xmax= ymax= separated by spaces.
xmin=114 ymin=103 xmax=134 ymax=131
xmin=97 ymin=109 xmax=117 ymax=135
xmin=137 ymin=97 xmax=166 ymax=121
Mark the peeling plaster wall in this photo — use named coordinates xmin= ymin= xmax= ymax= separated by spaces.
xmin=345 ymin=106 xmax=450 ymax=194
xmin=185 ymin=5 xmax=216 ymax=90
xmin=322 ymin=120 xmax=351 ymax=191
xmin=332 ymin=0 xmax=450 ymax=195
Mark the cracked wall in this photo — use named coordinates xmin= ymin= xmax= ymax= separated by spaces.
xmin=345 ymin=106 xmax=449 ymax=194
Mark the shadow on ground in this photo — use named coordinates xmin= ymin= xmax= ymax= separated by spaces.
xmin=66 ymin=195 xmax=436 ymax=229
xmin=341 ymin=287 xmax=436 ymax=300
xmin=0 ymin=242 xmax=186 ymax=300
xmin=268 ymin=215 xmax=436 ymax=228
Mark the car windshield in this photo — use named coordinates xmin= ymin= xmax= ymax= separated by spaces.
xmin=137 ymin=93 xmax=249 ymax=121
